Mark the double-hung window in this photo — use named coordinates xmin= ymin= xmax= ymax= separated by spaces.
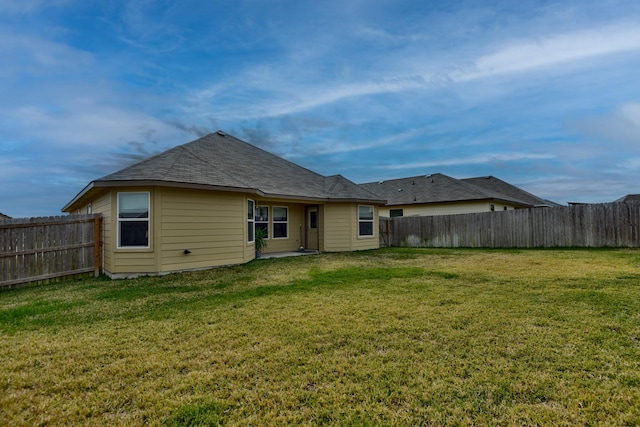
xmin=118 ymin=192 xmax=150 ymax=248
xmin=248 ymin=199 xmax=255 ymax=243
xmin=256 ymin=205 xmax=269 ymax=238
xmin=273 ymin=206 xmax=288 ymax=238
xmin=358 ymin=205 xmax=374 ymax=237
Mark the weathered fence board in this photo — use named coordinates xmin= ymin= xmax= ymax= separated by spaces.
xmin=0 ymin=215 xmax=102 ymax=289
xmin=381 ymin=202 xmax=640 ymax=248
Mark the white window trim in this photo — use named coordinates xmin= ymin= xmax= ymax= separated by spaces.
xmin=117 ymin=191 xmax=150 ymax=249
xmin=358 ymin=205 xmax=375 ymax=238
xmin=272 ymin=206 xmax=289 ymax=239
xmin=248 ymin=199 xmax=255 ymax=243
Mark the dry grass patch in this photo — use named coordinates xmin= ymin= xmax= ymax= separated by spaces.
xmin=1 ymin=248 xmax=640 ymax=425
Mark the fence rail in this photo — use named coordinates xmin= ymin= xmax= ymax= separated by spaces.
xmin=380 ymin=202 xmax=640 ymax=248
xmin=0 ymin=215 xmax=102 ymax=289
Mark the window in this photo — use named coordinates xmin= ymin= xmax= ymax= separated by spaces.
xmin=86 ymin=203 xmax=92 ymax=214
xmin=358 ymin=205 xmax=374 ymax=237
xmin=390 ymin=208 xmax=404 ymax=218
xmin=256 ymin=205 xmax=269 ymax=238
xmin=309 ymin=209 xmax=318 ymax=229
xmin=247 ymin=199 xmax=255 ymax=243
xmin=490 ymin=204 xmax=495 ymax=212
xmin=118 ymin=192 xmax=149 ymax=248
xmin=273 ymin=206 xmax=288 ymax=238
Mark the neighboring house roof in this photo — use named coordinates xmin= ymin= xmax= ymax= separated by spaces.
xmin=0 ymin=212 xmax=10 ymax=220
xmin=63 ymin=131 xmax=385 ymax=211
xmin=613 ymin=194 xmax=640 ymax=203
xmin=461 ymin=176 xmax=563 ymax=208
xmin=360 ymin=173 xmax=533 ymax=207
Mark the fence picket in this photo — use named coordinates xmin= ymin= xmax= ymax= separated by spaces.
xmin=0 ymin=215 xmax=102 ymax=289
xmin=381 ymin=202 xmax=640 ymax=249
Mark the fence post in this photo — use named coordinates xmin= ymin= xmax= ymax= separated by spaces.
xmin=94 ymin=216 xmax=102 ymax=277
xmin=386 ymin=217 xmax=390 ymax=247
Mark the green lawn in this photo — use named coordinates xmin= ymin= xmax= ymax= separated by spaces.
xmin=1 ymin=248 xmax=640 ymax=426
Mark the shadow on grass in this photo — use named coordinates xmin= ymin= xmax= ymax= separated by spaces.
xmin=0 ymin=267 xmax=429 ymax=333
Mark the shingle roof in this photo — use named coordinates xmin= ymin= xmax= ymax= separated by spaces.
xmin=360 ymin=173 xmax=535 ymax=207
xmin=461 ymin=176 xmax=562 ymax=207
xmin=67 ymin=132 xmax=384 ymax=208
xmin=614 ymin=194 xmax=640 ymax=203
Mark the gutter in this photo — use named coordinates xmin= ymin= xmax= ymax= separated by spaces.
xmin=62 ymin=179 xmax=387 ymax=212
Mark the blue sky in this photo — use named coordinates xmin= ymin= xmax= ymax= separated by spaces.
xmin=2 ymin=0 xmax=640 ymax=217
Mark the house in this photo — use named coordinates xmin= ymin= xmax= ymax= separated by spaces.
xmin=360 ymin=173 xmax=560 ymax=217
xmin=62 ymin=131 xmax=385 ymax=278
xmin=614 ymin=194 xmax=640 ymax=203
xmin=0 ymin=212 xmax=10 ymax=220
xmin=461 ymin=176 xmax=562 ymax=208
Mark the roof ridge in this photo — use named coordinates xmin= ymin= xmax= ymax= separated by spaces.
xmin=221 ymin=132 xmax=328 ymax=181
xmin=180 ymin=134 xmax=256 ymax=189
xmin=360 ymin=172 xmax=446 ymax=185
xmin=64 ymin=131 xmax=384 ymax=211
xmin=97 ymin=135 xmax=202 ymax=181
xmin=462 ymin=176 xmax=560 ymax=206
xmin=457 ymin=179 xmax=531 ymax=204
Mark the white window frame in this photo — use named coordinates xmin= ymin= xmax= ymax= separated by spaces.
xmin=358 ymin=205 xmax=375 ymax=237
xmin=117 ymin=192 xmax=150 ymax=249
xmin=256 ymin=205 xmax=270 ymax=239
xmin=248 ymin=199 xmax=255 ymax=243
xmin=272 ymin=206 xmax=289 ymax=239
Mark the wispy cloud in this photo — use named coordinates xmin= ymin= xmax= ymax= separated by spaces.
xmin=184 ymin=22 xmax=640 ymax=122
xmin=459 ymin=23 xmax=640 ymax=80
xmin=574 ymin=102 xmax=640 ymax=148
xmin=304 ymin=127 xmax=432 ymax=156
xmin=0 ymin=32 xmax=94 ymax=77
xmin=381 ymin=153 xmax=556 ymax=170
xmin=0 ymin=0 xmax=70 ymax=14
xmin=2 ymin=0 xmax=640 ymax=216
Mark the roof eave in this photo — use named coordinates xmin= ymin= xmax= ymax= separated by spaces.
xmin=259 ymin=192 xmax=386 ymax=204
xmin=384 ymin=197 xmax=532 ymax=208
xmin=61 ymin=182 xmax=96 ymax=212
xmin=63 ymin=179 xmax=386 ymax=209
xmin=98 ymin=179 xmax=265 ymax=196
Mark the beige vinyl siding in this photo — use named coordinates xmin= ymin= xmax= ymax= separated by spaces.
xmin=76 ymin=185 xmax=382 ymax=276
xmin=322 ymin=203 xmax=379 ymax=252
xmin=91 ymin=191 xmax=112 ymax=273
xmin=110 ymin=188 xmax=158 ymax=275
xmin=353 ymin=204 xmax=379 ymax=251
xmin=159 ymin=188 xmax=249 ymax=272
xmin=379 ymin=201 xmax=516 ymax=217
xmin=253 ymin=201 xmax=305 ymax=253
xmin=322 ymin=203 xmax=353 ymax=251
xmin=317 ymin=205 xmax=325 ymax=252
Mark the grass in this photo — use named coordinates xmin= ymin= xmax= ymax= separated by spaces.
xmin=1 ymin=248 xmax=639 ymax=426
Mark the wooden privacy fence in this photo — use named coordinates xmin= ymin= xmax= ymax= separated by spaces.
xmin=380 ymin=202 xmax=640 ymax=248
xmin=0 ymin=215 xmax=102 ymax=289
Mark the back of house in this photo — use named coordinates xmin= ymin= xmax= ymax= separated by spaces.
xmin=63 ymin=132 xmax=386 ymax=278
